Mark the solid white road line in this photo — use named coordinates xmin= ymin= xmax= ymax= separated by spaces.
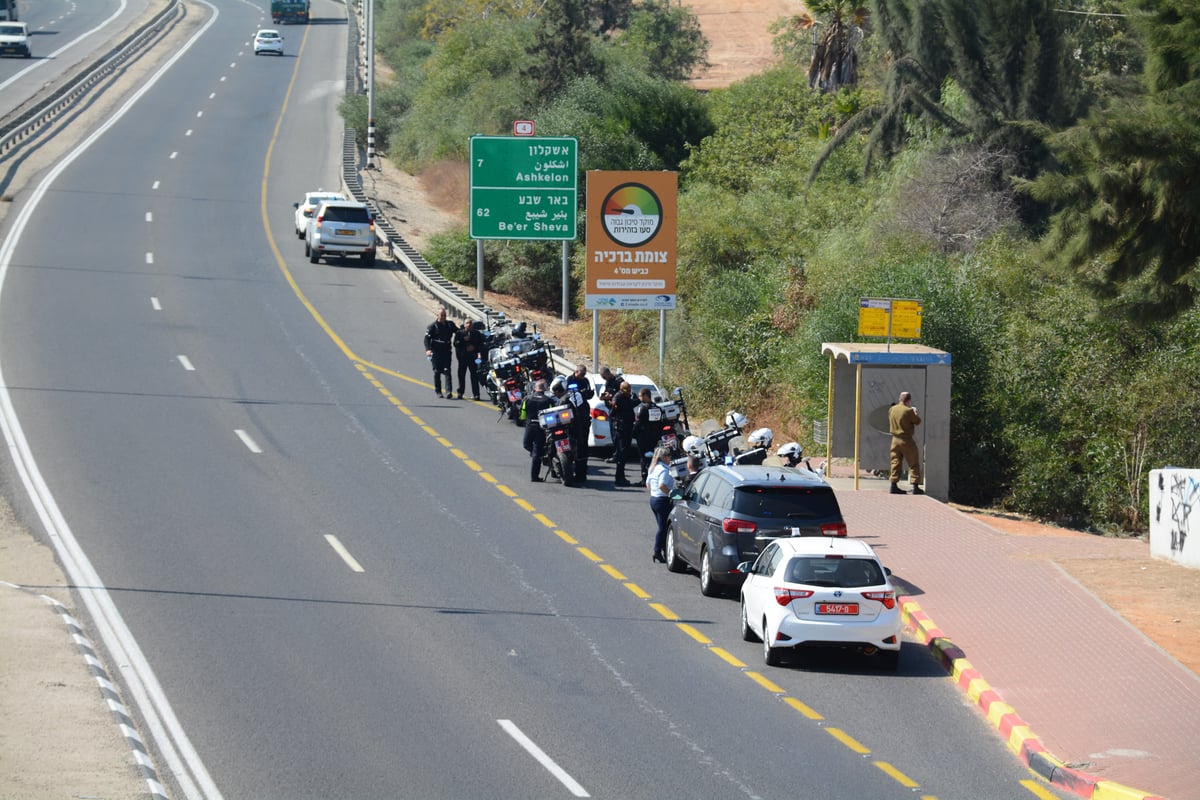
xmin=498 ymin=719 xmax=590 ymax=798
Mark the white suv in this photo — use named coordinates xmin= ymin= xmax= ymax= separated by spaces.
xmin=305 ymin=201 xmax=377 ymax=265
xmin=0 ymin=21 xmax=30 ymax=58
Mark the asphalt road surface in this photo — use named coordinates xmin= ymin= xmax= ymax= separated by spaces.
xmin=0 ymin=1 xmax=1075 ymax=798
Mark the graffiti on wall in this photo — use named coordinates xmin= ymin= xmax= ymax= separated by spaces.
xmin=1156 ymin=471 xmax=1199 ymax=554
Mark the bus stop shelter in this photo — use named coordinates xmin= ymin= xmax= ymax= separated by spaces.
xmin=821 ymin=343 xmax=951 ymax=500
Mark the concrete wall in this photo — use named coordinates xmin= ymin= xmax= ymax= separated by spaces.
xmin=1149 ymin=468 xmax=1200 ymax=569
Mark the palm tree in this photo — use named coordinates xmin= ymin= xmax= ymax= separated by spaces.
xmin=798 ymin=1 xmax=868 ymax=92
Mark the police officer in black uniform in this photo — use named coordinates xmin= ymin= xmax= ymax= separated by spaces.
xmin=522 ymin=380 xmax=554 ymax=481
xmin=423 ymin=307 xmax=457 ymax=398
xmin=565 ymin=366 xmax=594 ymax=483
xmin=608 ymin=381 xmax=637 ymax=486
xmin=452 ymin=320 xmax=485 ymax=400
xmin=632 ymin=387 xmax=662 ymax=484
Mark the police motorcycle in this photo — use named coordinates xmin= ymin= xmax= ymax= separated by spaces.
xmin=483 ymin=320 xmax=544 ymax=423
xmin=535 ymin=398 xmax=577 ymax=485
xmin=518 ymin=336 xmax=553 ymax=393
xmin=695 ymin=410 xmax=749 ymax=464
xmin=732 ymin=427 xmax=774 ymax=465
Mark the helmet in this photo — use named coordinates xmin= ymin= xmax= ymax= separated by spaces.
xmin=777 ymin=442 xmax=803 ymax=465
xmin=683 ymin=435 xmax=705 ymax=457
xmin=550 ymin=376 xmax=567 ymax=394
xmin=725 ymin=411 xmax=748 ymax=429
xmin=748 ymin=427 xmax=773 ymax=448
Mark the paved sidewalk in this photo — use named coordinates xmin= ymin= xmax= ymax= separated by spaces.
xmin=826 ymin=473 xmax=1200 ymax=800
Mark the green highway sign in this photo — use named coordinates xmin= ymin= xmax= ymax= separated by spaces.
xmin=469 ymin=136 xmax=578 ymax=240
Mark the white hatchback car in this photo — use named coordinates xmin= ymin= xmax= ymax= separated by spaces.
xmin=739 ymin=537 xmax=902 ymax=670
xmin=585 ymin=373 xmax=662 ymax=450
xmin=293 ymin=190 xmax=346 ymax=238
xmin=253 ymin=29 xmax=283 ymax=55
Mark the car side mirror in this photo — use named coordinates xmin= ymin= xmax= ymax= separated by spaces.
xmin=884 ymin=566 xmax=892 ymax=576
xmin=293 ymin=202 xmax=300 ymax=209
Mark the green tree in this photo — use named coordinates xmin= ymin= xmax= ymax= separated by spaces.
xmin=1023 ymin=0 xmax=1200 ymax=322
xmin=523 ymin=0 xmax=602 ymax=102
xmin=618 ymin=0 xmax=710 ymax=82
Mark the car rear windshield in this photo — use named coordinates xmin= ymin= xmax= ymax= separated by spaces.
xmin=732 ymin=486 xmax=842 ymax=520
xmin=321 ymin=206 xmax=370 ymax=223
xmin=786 ymin=557 xmax=883 ymax=588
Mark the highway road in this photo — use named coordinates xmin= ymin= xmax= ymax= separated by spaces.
xmin=0 ymin=0 xmax=159 ymax=110
xmin=0 ymin=1 xmax=1074 ymax=798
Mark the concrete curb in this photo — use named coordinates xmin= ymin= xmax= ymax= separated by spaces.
xmin=899 ymin=598 xmax=1166 ymax=800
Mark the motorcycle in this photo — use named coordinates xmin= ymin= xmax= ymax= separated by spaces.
xmin=536 ymin=403 xmax=576 ymax=485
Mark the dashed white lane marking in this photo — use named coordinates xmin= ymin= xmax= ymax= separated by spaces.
xmin=323 ymin=535 xmax=365 ymax=573
xmin=498 ymin=719 xmax=590 ymax=797
xmin=145 ymin=253 xmax=153 ymax=264
xmin=234 ymin=429 xmax=262 ymax=454
xmin=176 ymin=356 xmax=194 ymax=372
xmin=151 ymin=297 xmax=162 ymax=311
xmin=145 ymin=212 xmax=152 ymax=222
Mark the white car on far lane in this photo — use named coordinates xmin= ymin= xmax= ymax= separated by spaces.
xmin=253 ymin=29 xmax=284 ymax=56
xmin=585 ymin=373 xmax=663 ymax=451
xmin=293 ymin=191 xmax=347 ymax=238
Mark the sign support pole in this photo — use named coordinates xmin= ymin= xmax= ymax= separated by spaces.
xmin=592 ymin=310 xmax=599 ymax=370
xmin=561 ymin=241 xmax=569 ymax=324
xmin=476 ymin=241 xmax=484 ymax=301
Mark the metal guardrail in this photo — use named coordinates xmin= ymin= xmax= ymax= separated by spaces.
xmin=0 ymin=0 xmax=181 ymax=156
xmin=338 ymin=5 xmax=575 ymax=374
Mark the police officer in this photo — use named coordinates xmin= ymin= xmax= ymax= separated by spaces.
xmin=548 ymin=376 xmax=588 ymax=485
xmin=423 ymin=307 xmax=457 ymax=398
xmin=522 ymin=380 xmax=554 ymax=482
xmin=452 ymin=319 xmax=485 ymax=400
xmin=608 ymin=381 xmax=637 ymax=487
xmin=632 ymin=387 xmax=662 ymax=483
xmin=564 ymin=367 xmax=594 ymax=483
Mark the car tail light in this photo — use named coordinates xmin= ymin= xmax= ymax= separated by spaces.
xmin=774 ymin=587 xmax=813 ymax=606
xmin=862 ymin=590 xmax=896 ymax=609
xmin=591 ymin=408 xmax=608 ymax=421
xmin=821 ymin=522 xmax=847 ymax=537
xmin=722 ymin=518 xmax=757 ymax=534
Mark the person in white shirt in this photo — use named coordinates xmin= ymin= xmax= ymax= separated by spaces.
xmin=646 ymin=446 xmax=676 ymax=563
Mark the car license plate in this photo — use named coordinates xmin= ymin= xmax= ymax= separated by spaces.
xmin=816 ymin=603 xmax=858 ymax=615
xmin=555 ymin=439 xmax=571 ymax=454
xmin=336 ymin=228 xmax=354 ymax=235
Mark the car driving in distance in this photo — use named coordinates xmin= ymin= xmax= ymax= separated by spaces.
xmin=585 ymin=373 xmax=662 ymax=451
xmin=305 ymin=200 xmax=376 ymax=265
xmin=293 ymin=190 xmax=346 ymax=238
xmin=738 ymin=536 xmax=902 ymax=670
xmin=0 ymin=20 xmax=30 ymax=57
xmin=253 ymin=29 xmax=284 ymax=55
xmin=666 ymin=464 xmax=847 ymax=597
